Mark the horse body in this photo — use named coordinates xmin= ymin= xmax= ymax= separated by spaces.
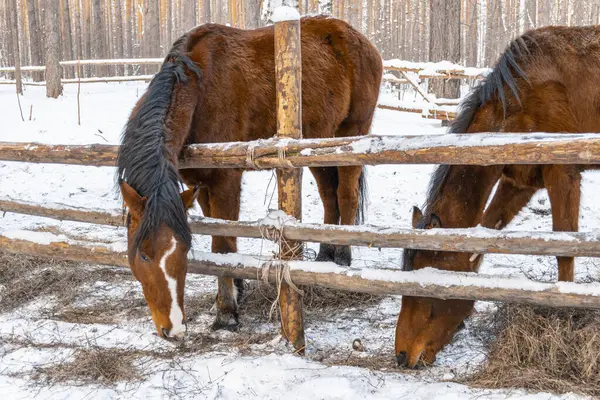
xmin=396 ymin=26 xmax=600 ymax=368
xmin=118 ymin=17 xmax=382 ymax=336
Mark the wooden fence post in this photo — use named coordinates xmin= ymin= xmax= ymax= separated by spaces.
xmin=273 ymin=7 xmax=305 ymax=353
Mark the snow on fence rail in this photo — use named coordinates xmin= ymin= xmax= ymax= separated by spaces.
xmin=1 ymin=133 xmax=600 ymax=169
xmin=382 ymin=59 xmax=490 ymax=80
xmin=2 ymin=197 xmax=600 ymax=258
xmin=2 ymin=230 xmax=600 ymax=309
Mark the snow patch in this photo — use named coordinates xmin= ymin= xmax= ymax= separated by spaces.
xmin=272 ymin=6 xmax=300 ymax=22
xmin=258 ymin=209 xmax=297 ymax=230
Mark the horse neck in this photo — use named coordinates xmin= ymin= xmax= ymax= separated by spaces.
xmin=164 ymin=80 xmax=199 ymax=163
xmin=426 ymin=165 xmax=503 ymax=229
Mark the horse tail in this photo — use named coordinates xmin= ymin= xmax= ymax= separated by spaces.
xmin=355 ymin=168 xmax=368 ymax=225
xmin=117 ymin=34 xmax=202 ymax=251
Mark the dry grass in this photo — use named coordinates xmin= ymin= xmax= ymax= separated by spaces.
xmin=52 ymin=296 xmax=149 ymax=325
xmin=240 ymin=281 xmax=383 ymax=320
xmin=320 ymin=351 xmax=398 ymax=371
xmin=0 ymin=251 xmax=132 ymax=314
xmin=32 ymin=348 xmax=143 ymax=385
xmin=464 ymin=304 xmax=600 ymax=396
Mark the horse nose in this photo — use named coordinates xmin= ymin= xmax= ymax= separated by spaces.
xmin=161 ymin=327 xmax=170 ymax=338
xmin=396 ymin=352 xmax=408 ymax=367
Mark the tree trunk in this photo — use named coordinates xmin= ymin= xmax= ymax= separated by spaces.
xmin=466 ymin=0 xmax=478 ymax=67
xmin=72 ymin=0 xmax=82 ymax=66
xmin=45 ymin=0 xmax=63 ymax=98
xmin=182 ymin=0 xmax=197 ymax=31
xmin=60 ymin=0 xmax=73 ymax=78
xmin=91 ymin=0 xmax=106 ymax=76
xmin=200 ymin=0 xmax=211 ymax=24
xmin=245 ymin=0 xmax=260 ymax=29
xmin=524 ymin=0 xmax=536 ymax=31
xmin=429 ymin=0 xmax=461 ymax=98
xmin=125 ymin=0 xmax=134 ymax=67
xmin=106 ymin=0 xmax=114 ymax=75
xmin=114 ymin=0 xmax=124 ymax=75
xmin=26 ymin=0 xmax=44 ymax=81
xmin=0 ymin=1 xmax=5 ymax=68
xmin=142 ymin=0 xmax=160 ymax=73
xmin=8 ymin=0 xmax=22 ymax=94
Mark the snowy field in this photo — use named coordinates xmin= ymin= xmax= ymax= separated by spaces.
xmin=0 ymin=82 xmax=598 ymax=399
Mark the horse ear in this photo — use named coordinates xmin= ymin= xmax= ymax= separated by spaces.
xmin=120 ymin=181 xmax=146 ymax=219
xmin=429 ymin=213 xmax=442 ymax=229
xmin=412 ymin=206 xmax=423 ymax=228
xmin=181 ymin=186 xmax=200 ymax=211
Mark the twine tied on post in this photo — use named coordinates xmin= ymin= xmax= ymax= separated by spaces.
xmin=258 ymin=210 xmax=304 ymax=319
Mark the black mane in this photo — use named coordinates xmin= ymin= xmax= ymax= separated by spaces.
xmin=402 ymin=36 xmax=533 ymax=271
xmin=117 ymin=40 xmax=201 ymax=251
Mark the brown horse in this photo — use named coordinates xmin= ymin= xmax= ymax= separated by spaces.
xmin=396 ymin=26 xmax=600 ymax=368
xmin=117 ymin=17 xmax=382 ymax=338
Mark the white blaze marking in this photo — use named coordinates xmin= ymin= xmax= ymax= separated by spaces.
xmin=159 ymin=237 xmax=185 ymax=337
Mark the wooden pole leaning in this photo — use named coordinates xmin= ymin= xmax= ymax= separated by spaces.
xmin=274 ymin=11 xmax=306 ymax=353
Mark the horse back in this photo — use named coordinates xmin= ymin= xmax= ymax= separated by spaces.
xmin=182 ymin=17 xmax=382 ymax=144
xmin=466 ymin=25 xmax=600 ymax=135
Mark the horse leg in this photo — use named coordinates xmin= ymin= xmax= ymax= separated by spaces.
xmin=208 ymin=169 xmax=244 ymax=330
xmin=543 ymin=165 xmax=581 ymax=282
xmin=309 ymin=167 xmax=340 ymax=262
xmin=335 ymin=165 xmax=364 ymax=266
xmin=482 ymin=176 xmax=538 ymax=230
xmin=330 ymin=115 xmax=373 ymax=266
xmin=196 ymin=186 xmax=210 ymax=216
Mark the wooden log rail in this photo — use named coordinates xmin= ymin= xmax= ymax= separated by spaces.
xmin=376 ymin=104 xmax=457 ymax=120
xmin=0 ymin=58 xmax=484 ymax=80
xmin=2 ymin=198 xmax=600 ymax=258
xmin=2 ymin=231 xmax=600 ymax=309
xmin=383 ymin=65 xmax=486 ymax=80
xmin=0 ymin=76 xmax=155 ymax=86
xmin=0 ymin=58 xmax=163 ymax=72
xmin=1 ymin=134 xmax=600 ymax=169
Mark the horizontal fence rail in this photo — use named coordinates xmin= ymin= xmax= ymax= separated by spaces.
xmin=2 ymin=231 xmax=600 ymax=309
xmin=2 ymin=198 xmax=600 ymax=257
xmin=0 ymin=57 xmax=486 ymax=78
xmin=0 ymin=58 xmax=164 ymax=73
xmin=1 ymin=134 xmax=600 ymax=169
xmin=383 ymin=65 xmax=487 ymax=80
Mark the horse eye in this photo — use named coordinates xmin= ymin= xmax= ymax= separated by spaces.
xmin=139 ymin=252 xmax=150 ymax=263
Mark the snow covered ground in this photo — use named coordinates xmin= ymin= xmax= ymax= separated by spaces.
xmin=0 ymin=82 xmax=597 ymax=399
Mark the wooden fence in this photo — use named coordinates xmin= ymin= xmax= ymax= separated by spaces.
xmin=1 ymin=17 xmax=599 ymax=352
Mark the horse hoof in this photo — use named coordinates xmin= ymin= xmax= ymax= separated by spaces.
xmin=316 ymin=243 xmax=336 ymax=262
xmin=211 ymin=313 xmax=239 ymax=331
xmin=334 ymin=246 xmax=352 ymax=266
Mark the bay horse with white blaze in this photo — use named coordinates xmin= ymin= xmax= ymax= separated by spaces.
xmin=117 ymin=17 xmax=382 ymax=339
xmin=397 ymin=26 xmax=600 ymax=368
